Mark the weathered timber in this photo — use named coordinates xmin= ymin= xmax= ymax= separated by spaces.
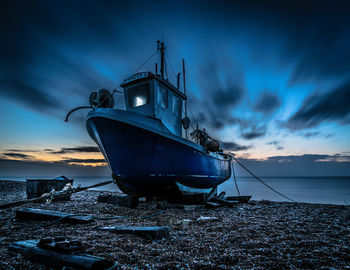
xmin=168 ymin=193 xmax=207 ymax=205
xmin=26 ymin=177 xmax=74 ymax=200
xmin=157 ymin=203 xmax=204 ymax=210
xmin=209 ymin=197 xmax=239 ymax=207
xmin=16 ymin=208 xmax=92 ymax=224
xmin=205 ymin=202 xmax=222 ymax=209
xmin=217 ymin=191 xmax=226 ymax=200
xmin=37 ymin=237 xmax=85 ymax=254
xmin=97 ymin=226 xmax=170 ymax=240
xmin=225 ymin=195 xmax=252 ymax=203
xmin=97 ymin=194 xmax=139 ymax=208
xmin=9 ymin=240 xmax=114 ymax=269
xmin=0 ymin=180 xmax=113 ymax=210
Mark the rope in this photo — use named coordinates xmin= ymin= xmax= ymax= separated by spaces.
xmin=64 ymin=106 xmax=91 ymax=122
xmin=166 ymin=55 xmax=177 ymax=80
xmin=232 ymin=161 xmax=240 ymax=196
xmin=9 ymin=210 xmax=167 ymax=230
xmin=133 ymin=51 xmax=157 ymax=74
xmin=187 ymin=103 xmax=197 ymax=131
xmin=231 ymin=156 xmax=295 ymax=202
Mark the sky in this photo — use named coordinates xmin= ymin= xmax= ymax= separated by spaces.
xmin=0 ymin=0 xmax=350 ymax=177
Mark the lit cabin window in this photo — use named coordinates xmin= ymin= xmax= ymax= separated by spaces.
xmin=172 ymin=95 xmax=181 ymax=116
xmin=157 ymin=84 xmax=168 ymax=109
xmin=128 ymin=84 xmax=150 ymax=107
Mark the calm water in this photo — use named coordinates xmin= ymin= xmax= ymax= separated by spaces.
xmin=1 ymin=176 xmax=350 ymax=205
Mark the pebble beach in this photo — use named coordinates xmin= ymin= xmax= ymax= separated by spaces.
xmin=0 ymin=180 xmax=349 ymax=269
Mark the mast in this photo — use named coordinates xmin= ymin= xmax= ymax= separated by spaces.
xmin=183 ymin=59 xmax=189 ymax=139
xmin=157 ymin=41 xmax=165 ymax=78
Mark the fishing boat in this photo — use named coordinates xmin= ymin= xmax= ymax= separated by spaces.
xmin=84 ymin=41 xmax=232 ymax=198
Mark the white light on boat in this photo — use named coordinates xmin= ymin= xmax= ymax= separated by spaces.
xmin=135 ymin=96 xmax=146 ymax=106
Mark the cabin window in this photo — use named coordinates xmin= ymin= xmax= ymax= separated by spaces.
xmin=172 ymin=95 xmax=181 ymax=116
xmin=128 ymin=84 xmax=150 ymax=107
xmin=157 ymin=84 xmax=168 ymax=109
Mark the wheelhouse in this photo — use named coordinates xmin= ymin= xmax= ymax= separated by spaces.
xmin=121 ymin=72 xmax=187 ymax=136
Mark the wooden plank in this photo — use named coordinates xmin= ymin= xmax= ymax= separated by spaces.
xmin=9 ymin=240 xmax=114 ymax=269
xmin=205 ymin=202 xmax=222 ymax=209
xmin=225 ymin=195 xmax=252 ymax=203
xmin=15 ymin=208 xmax=92 ymax=224
xmin=209 ymin=198 xmax=239 ymax=207
xmin=216 ymin=192 xmax=226 ymax=200
xmin=97 ymin=194 xmax=139 ymax=208
xmin=97 ymin=226 xmax=170 ymax=240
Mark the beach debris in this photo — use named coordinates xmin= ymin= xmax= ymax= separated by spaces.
xmin=168 ymin=218 xmax=194 ymax=227
xmin=209 ymin=197 xmax=239 ymax=207
xmin=26 ymin=176 xmax=74 ymax=200
xmin=156 ymin=203 xmax=204 ymax=210
xmin=97 ymin=194 xmax=139 ymax=208
xmin=225 ymin=195 xmax=252 ymax=203
xmin=15 ymin=208 xmax=92 ymax=224
xmin=196 ymin=216 xmax=220 ymax=222
xmin=0 ymin=180 xmax=113 ymax=210
xmin=9 ymin=238 xmax=114 ymax=269
xmin=216 ymin=192 xmax=226 ymax=200
xmin=97 ymin=226 xmax=170 ymax=240
xmin=205 ymin=201 xmax=222 ymax=209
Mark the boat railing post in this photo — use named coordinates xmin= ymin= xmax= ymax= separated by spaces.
xmin=183 ymin=59 xmax=189 ymax=139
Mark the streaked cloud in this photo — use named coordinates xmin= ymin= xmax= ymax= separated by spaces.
xmin=47 ymin=146 xmax=100 ymax=154
xmin=254 ymin=92 xmax=280 ymax=114
xmin=284 ymin=81 xmax=350 ymax=130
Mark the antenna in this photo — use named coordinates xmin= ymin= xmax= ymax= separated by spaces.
xmin=157 ymin=41 xmax=165 ymax=78
xmin=183 ymin=59 xmax=189 ymax=139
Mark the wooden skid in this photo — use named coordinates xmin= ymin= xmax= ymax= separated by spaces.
xmin=16 ymin=208 xmax=92 ymax=224
xmin=9 ymin=240 xmax=114 ymax=269
xmin=209 ymin=198 xmax=239 ymax=206
xmin=97 ymin=226 xmax=170 ymax=240
xmin=225 ymin=196 xmax=252 ymax=203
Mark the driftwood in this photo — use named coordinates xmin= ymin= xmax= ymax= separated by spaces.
xmin=16 ymin=208 xmax=93 ymax=224
xmin=225 ymin=195 xmax=252 ymax=203
xmin=97 ymin=194 xmax=139 ymax=208
xmin=9 ymin=239 xmax=114 ymax=269
xmin=97 ymin=226 xmax=170 ymax=240
xmin=0 ymin=180 xmax=113 ymax=210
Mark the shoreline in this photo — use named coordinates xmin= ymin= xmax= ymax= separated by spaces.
xmin=1 ymin=179 xmax=349 ymax=206
xmin=1 ymin=181 xmax=349 ymax=269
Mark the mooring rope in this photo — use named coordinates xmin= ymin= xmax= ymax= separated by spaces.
xmin=231 ymin=161 xmax=240 ymax=196
xmin=231 ymin=157 xmax=295 ymax=202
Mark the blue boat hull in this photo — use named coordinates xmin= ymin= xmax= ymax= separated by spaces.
xmin=86 ymin=113 xmax=231 ymax=197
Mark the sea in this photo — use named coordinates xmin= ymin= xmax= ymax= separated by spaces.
xmin=1 ymin=176 xmax=350 ymax=205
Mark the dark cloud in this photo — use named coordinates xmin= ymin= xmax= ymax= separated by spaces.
xmin=266 ymin=140 xmax=284 ymax=150
xmin=0 ymin=157 xmax=110 ymax=177
xmin=50 ymin=146 xmax=100 ymax=154
xmin=221 ymin=141 xmax=252 ymax=151
xmin=190 ymin=54 xmax=244 ymax=131
xmin=284 ymin=81 xmax=350 ymax=130
xmin=2 ymin=152 xmax=33 ymax=159
xmin=267 ymin=141 xmax=279 ymax=146
xmin=303 ymin=131 xmax=320 ymax=138
xmin=241 ymin=126 xmax=266 ymax=140
xmin=0 ymin=1 xmax=156 ymax=114
xmin=61 ymin=158 xmax=106 ymax=164
xmin=254 ymin=92 xmax=280 ymax=114
xmin=6 ymin=149 xmax=38 ymax=153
